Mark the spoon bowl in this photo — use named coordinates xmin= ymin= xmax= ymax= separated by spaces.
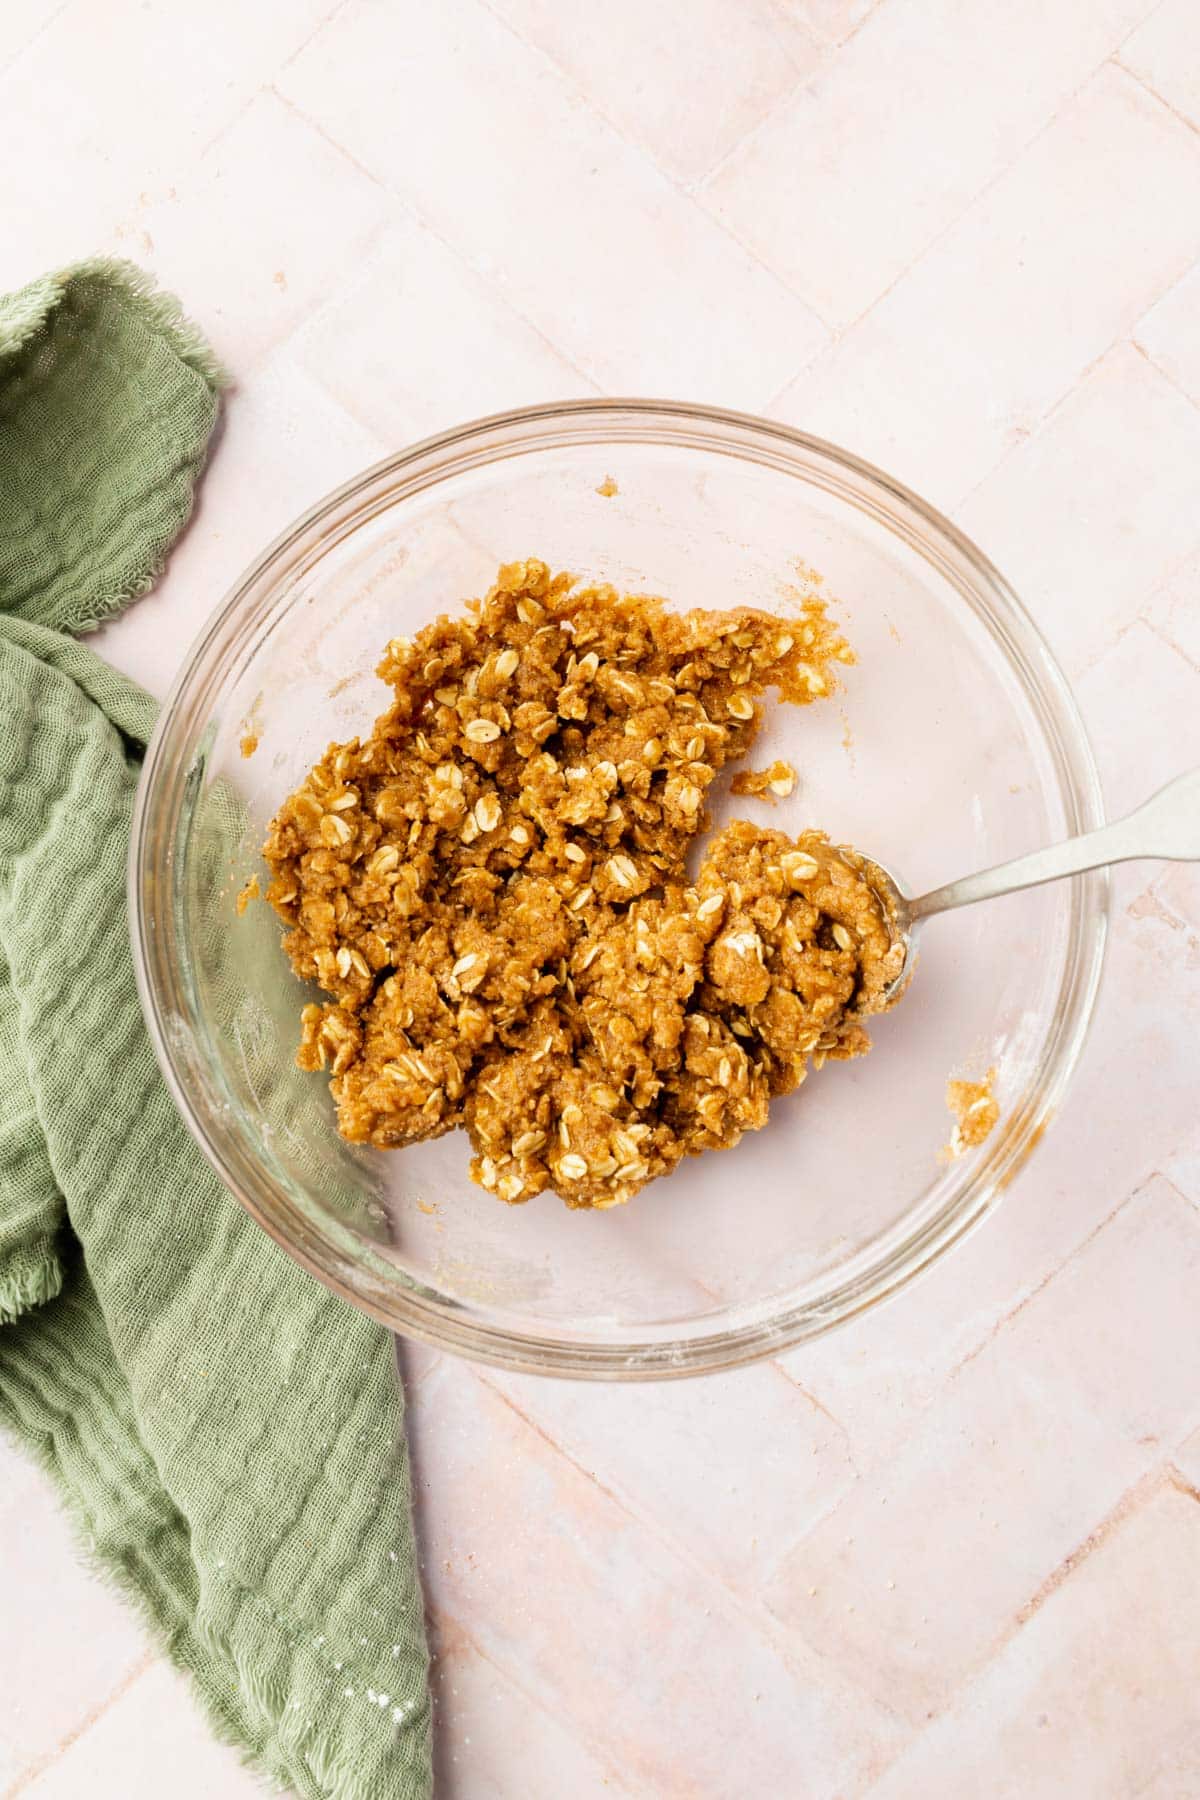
xmin=857 ymin=855 xmax=917 ymax=1007
xmin=855 ymin=762 xmax=1200 ymax=1014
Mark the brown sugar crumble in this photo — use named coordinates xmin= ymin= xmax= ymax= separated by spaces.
xmin=945 ymin=1066 xmax=1000 ymax=1157
xmin=240 ymin=732 xmax=259 ymax=759
xmin=596 ymin=475 xmax=619 ymax=498
xmin=236 ymin=873 xmax=261 ymax=916
xmin=730 ymin=758 xmax=797 ymax=803
xmin=262 ymin=559 xmax=904 ymax=1210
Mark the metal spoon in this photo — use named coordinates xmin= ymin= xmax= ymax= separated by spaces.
xmin=867 ymin=764 xmax=1200 ymax=1002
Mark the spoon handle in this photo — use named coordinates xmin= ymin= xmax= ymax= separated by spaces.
xmin=909 ymin=764 xmax=1200 ymax=922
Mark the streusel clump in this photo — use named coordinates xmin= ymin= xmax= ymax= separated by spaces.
xmin=263 ymin=559 xmax=901 ymax=1209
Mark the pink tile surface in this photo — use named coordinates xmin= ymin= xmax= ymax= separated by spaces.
xmin=0 ymin=0 xmax=335 ymax=283
xmin=0 ymin=0 xmax=62 ymax=75
xmin=1075 ymin=623 xmax=1200 ymax=813
xmin=487 ymin=0 xmax=822 ymax=184
xmin=1175 ymin=1427 xmax=1200 ymax=1494
xmin=783 ymin=0 xmax=883 ymax=49
xmin=704 ymin=0 xmax=1151 ymax=327
xmin=484 ymin=1357 xmax=859 ymax=1587
xmin=4 ymin=3 xmax=1200 ymax=1796
xmin=0 ymin=1458 xmax=150 ymax=1774
xmin=867 ymin=1480 xmax=1200 ymax=1799
xmin=13 ymin=1662 xmax=266 ymax=1800
xmin=404 ymin=1357 xmax=902 ymax=1796
xmin=427 ymin=1615 xmax=641 ymax=1799
xmin=766 ymin=1179 xmax=1200 ymax=1726
xmin=1136 ymin=258 xmax=1200 ymax=409
xmin=291 ymin=222 xmax=594 ymax=446
xmin=956 ymin=345 xmax=1200 ymax=679
xmin=1141 ymin=541 xmax=1200 ymax=670
xmin=117 ymin=90 xmax=391 ymax=372
xmin=1121 ymin=0 xmax=1200 ymax=130
xmin=278 ymin=0 xmax=829 ymax=405
xmin=770 ymin=63 xmax=1200 ymax=509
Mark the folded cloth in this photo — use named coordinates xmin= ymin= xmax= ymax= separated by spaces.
xmin=0 ymin=260 xmax=431 ymax=1800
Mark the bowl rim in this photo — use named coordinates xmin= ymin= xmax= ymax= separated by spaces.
xmin=130 ymin=396 xmax=1108 ymax=1379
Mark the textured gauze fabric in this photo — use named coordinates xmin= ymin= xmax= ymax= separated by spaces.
xmin=0 ymin=259 xmax=432 ymax=1800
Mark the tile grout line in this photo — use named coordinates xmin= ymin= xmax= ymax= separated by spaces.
xmin=237 ymin=211 xmax=401 ymax=386
xmin=1132 ymin=526 xmax=1200 ymax=645
xmin=2 ymin=1650 xmax=157 ymax=1800
xmin=472 ymin=1368 xmax=656 ymax=1520
xmin=1113 ymin=0 xmax=1173 ymax=51
xmin=1167 ymin=1464 xmax=1200 ymax=1504
xmin=761 ymin=346 xmax=833 ymax=416
xmin=682 ymin=38 xmax=827 ymax=200
xmin=194 ymin=86 xmax=261 ymax=164
xmin=1129 ymin=330 xmax=1200 ymax=415
xmin=946 ymin=335 xmax=1133 ymax=523
xmin=948 ymin=294 xmax=1200 ymax=532
xmin=762 ymin=0 xmax=886 ymax=55
xmin=1131 ymin=602 xmax=1200 ymax=680
xmin=0 ymin=0 xmax=70 ymax=81
xmin=948 ymin=1170 xmax=1172 ymax=1380
xmin=1014 ymin=1464 xmax=1172 ymax=1626
xmin=770 ymin=1357 xmax=861 ymax=1444
xmin=1116 ymin=55 xmax=1200 ymax=142
xmin=425 ymin=1602 xmax=640 ymax=1800
xmin=695 ymin=0 xmax=892 ymax=202
xmin=1074 ymin=523 xmax=1200 ymax=685
xmin=2 ymin=12 xmax=1195 ymax=1795
xmin=837 ymin=0 xmax=889 ymax=49
xmin=855 ymin=1461 xmax=1179 ymax=1797
xmin=274 ymin=0 xmax=356 ymax=84
xmin=393 ymin=1341 xmax=445 ymax=1397
xmin=1077 ymin=610 xmax=1200 ymax=687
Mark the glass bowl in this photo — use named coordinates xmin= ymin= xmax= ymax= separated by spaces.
xmin=130 ymin=400 xmax=1107 ymax=1378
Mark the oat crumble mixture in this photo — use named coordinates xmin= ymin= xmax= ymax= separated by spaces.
xmin=945 ymin=1067 xmax=1000 ymax=1158
xmin=262 ymin=558 xmax=903 ymax=1210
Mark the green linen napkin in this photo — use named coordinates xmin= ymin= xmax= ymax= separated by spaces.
xmin=0 ymin=261 xmax=432 ymax=1800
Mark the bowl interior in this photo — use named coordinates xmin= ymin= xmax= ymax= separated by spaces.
xmin=139 ymin=408 xmax=1104 ymax=1374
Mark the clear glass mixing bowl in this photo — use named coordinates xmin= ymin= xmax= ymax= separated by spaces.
xmin=130 ymin=401 xmax=1107 ymax=1378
